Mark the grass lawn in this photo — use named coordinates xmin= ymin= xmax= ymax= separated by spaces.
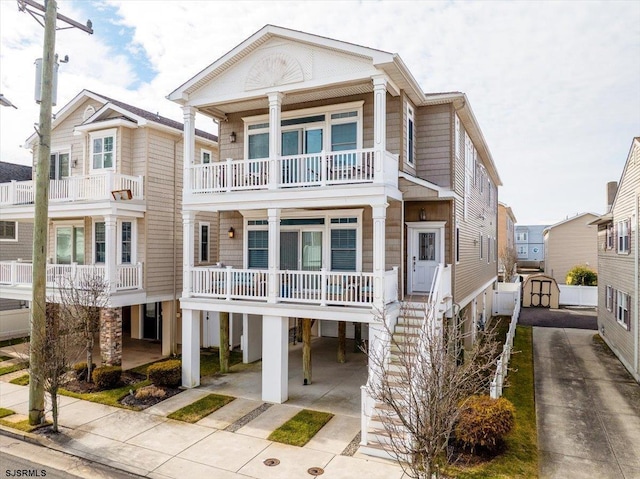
xmin=60 ymin=380 xmax=151 ymax=410
xmin=0 ymin=408 xmax=14 ymax=418
xmin=128 ymin=349 xmax=243 ymax=379
xmin=167 ymin=394 xmax=235 ymax=423
xmin=0 ymin=418 xmax=47 ymax=433
xmin=9 ymin=374 xmax=29 ymax=386
xmin=268 ymin=409 xmax=334 ymax=447
xmin=0 ymin=362 xmax=28 ymax=376
xmin=444 ymin=325 xmax=537 ymax=478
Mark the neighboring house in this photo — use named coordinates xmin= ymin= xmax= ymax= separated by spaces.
xmin=590 ymin=137 xmax=639 ymax=383
xmin=168 ymin=25 xmax=502 ymax=455
xmin=497 ymin=202 xmax=517 ymax=278
xmin=0 ymin=90 xmax=218 ymax=365
xmin=515 ymin=224 xmax=547 ymax=269
xmin=543 ymin=212 xmax=599 ymax=284
xmin=0 ymin=161 xmax=33 ymax=312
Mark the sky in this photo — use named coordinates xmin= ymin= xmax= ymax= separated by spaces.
xmin=0 ymin=0 xmax=638 ymax=225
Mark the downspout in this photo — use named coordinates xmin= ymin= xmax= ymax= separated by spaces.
xmin=400 ymin=199 xmax=405 ymax=301
xmin=634 ymin=191 xmax=639 ymax=377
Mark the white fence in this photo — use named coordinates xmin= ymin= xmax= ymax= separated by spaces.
xmin=558 ymin=284 xmax=597 ymax=307
xmin=490 ymin=281 xmax=521 ymax=399
xmin=492 ymin=281 xmax=521 ymax=316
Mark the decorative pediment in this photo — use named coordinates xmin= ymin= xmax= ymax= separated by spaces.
xmin=245 ymin=53 xmax=304 ymax=91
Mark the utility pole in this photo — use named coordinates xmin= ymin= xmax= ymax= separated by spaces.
xmin=18 ymin=0 xmax=93 ymax=426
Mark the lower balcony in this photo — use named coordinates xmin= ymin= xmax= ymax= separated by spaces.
xmin=0 ymin=261 xmax=143 ymax=292
xmin=187 ymin=266 xmax=398 ymax=308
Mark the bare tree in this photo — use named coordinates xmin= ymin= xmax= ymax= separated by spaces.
xmin=57 ymin=272 xmax=109 ymax=382
xmin=27 ymin=302 xmax=81 ymax=432
xmin=365 ymin=304 xmax=500 ymax=479
xmin=499 ymin=246 xmax=518 ymax=282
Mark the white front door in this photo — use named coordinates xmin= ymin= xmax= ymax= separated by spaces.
xmin=407 ymin=224 xmax=444 ymax=293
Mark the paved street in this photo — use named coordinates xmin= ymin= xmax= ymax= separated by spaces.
xmin=534 ymin=326 xmax=640 ymax=478
xmin=520 ymin=306 xmax=598 ymax=330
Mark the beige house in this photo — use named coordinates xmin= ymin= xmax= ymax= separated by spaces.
xmin=591 ymin=137 xmax=639 ymax=382
xmin=0 ymin=90 xmax=218 ymax=364
xmin=168 ymin=25 xmax=502 ymax=457
xmin=497 ymin=202 xmax=517 ymax=279
xmin=543 ymin=212 xmax=599 ymax=284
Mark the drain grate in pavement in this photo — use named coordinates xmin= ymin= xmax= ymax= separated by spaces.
xmin=263 ymin=458 xmax=280 ymax=467
xmin=225 ymin=402 xmax=272 ymax=432
xmin=308 ymin=467 xmax=324 ymax=476
xmin=340 ymin=431 xmax=361 ymax=456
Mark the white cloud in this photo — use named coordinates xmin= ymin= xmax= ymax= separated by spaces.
xmin=1 ymin=0 xmax=638 ymax=224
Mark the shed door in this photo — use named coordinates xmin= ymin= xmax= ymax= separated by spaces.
xmin=530 ymin=279 xmax=552 ymax=308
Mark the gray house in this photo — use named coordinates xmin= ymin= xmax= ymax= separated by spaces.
xmin=515 ymin=224 xmax=548 ymax=269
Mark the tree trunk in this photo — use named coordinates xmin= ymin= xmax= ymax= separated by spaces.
xmin=337 ymin=321 xmax=346 ymax=363
xmin=86 ymin=338 xmax=94 ymax=383
xmin=51 ymin=390 xmax=58 ymax=433
xmin=302 ymin=318 xmax=312 ymax=385
xmin=354 ymin=322 xmax=362 ymax=352
xmin=219 ymin=311 xmax=230 ymax=373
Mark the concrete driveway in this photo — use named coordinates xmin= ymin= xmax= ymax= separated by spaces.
xmin=521 ymin=306 xmax=597 ymax=329
xmin=534 ymin=326 xmax=640 ymax=478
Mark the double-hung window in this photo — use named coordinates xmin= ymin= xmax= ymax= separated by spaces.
xmin=615 ymin=290 xmax=631 ymax=330
xmin=606 ymin=224 xmax=614 ymax=249
xmin=200 ymin=222 xmax=210 ymax=263
xmin=94 ymin=222 xmax=106 ymax=263
xmin=330 ymin=218 xmax=357 ymax=271
xmin=247 ymin=230 xmax=268 ymax=269
xmin=121 ymin=221 xmax=132 ymax=264
xmin=606 ymin=285 xmax=614 ymax=311
xmin=90 ymin=129 xmax=116 ymax=170
xmin=617 ymin=219 xmax=631 ymax=253
xmin=0 ymin=221 xmax=17 ymax=241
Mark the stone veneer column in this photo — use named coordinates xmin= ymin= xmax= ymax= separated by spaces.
xmin=100 ymin=307 xmax=122 ymax=366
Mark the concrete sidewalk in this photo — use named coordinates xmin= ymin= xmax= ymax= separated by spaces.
xmin=534 ymin=327 xmax=640 ymax=479
xmin=0 ymin=380 xmax=406 ymax=479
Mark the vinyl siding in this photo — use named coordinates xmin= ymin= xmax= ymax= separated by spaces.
xmin=415 ymin=104 xmax=452 ymax=188
xmin=0 ymin=222 xmax=33 ymax=310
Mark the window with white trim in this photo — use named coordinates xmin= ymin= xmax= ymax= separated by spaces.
xmin=94 ymin=222 xmax=105 ymax=263
xmin=406 ymin=104 xmax=414 ymax=165
xmin=606 ymin=224 xmax=614 ymax=250
xmin=455 ymin=226 xmax=460 ymax=264
xmin=247 ymin=229 xmax=268 ymax=269
xmin=0 ymin=221 xmax=17 ymax=241
xmin=606 ymin=285 xmax=614 ymax=311
xmin=516 ymin=232 xmax=528 ymax=242
xmin=121 ymin=221 xmax=133 ymax=264
xmin=517 ymin=245 xmax=527 ymax=257
xmin=479 ymin=233 xmax=484 ymax=259
xmin=464 ymin=132 xmax=474 ymax=221
xmin=199 ymin=222 xmax=210 ymax=263
xmin=615 ymin=290 xmax=631 ymax=330
xmin=454 ymin=114 xmax=462 ymax=160
xmin=201 ymin=149 xmax=211 ymax=164
xmin=50 ymin=152 xmax=70 ymax=179
xmin=90 ymin=129 xmax=116 ymax=170
xmin=487 ymin=236 xmax=491 ymax=264
xmin=617 ymin=219 xmax=630 ymax=253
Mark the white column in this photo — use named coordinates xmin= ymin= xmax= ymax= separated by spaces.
xmin=372 ymin=76 xmax=387 ymax=184
xmin=243 ymin=313 xmax=263 ymax=363
xmin=104 ymin=215 xmax=117 ymax=293
xmin=182 ymin=211 xmax=196 ymax=298
xmin=267 ymin=208 xmax=280 ymax=303
xmin=182 ymin=106 xmax=197 ymax=198
xmin=262 ymin=315 xmax=288 ymax=403
xmin=181 ymin=308 xmax=200 ymax=388
xmin=368 ymin=321 xmax=387 ymax=381
xmin=268 ymin=92 xmax=283 ymax=189
xmin=372 ymin=204 xmax=388 ymax=310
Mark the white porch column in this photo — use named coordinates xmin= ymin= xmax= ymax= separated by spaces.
xmin=267 ymin=208 xmax=280 ymax=303
xmin=182 ymin=106 xmax=197 ymax=198
xmin=262 ymin=315 xmax=288 ymax=403
xmin=368 ymin=321 xmax=387 ymax=381
xmin=243 ymin=313 xmax=263 ymax=363
xmin=181 ymin=308 xmax=200 ymax=388
xmin=182 ymin=211 xmax=196 ymax=298
xmin=104 ymin=215 xmax=117 ymax=293
xmin=372 ymin=76 xmax=387 ymax=184
xmin=267 ymin=92 xmax=283 ymax=189
xmin=372 ymin=204 xmax=388 ymax=310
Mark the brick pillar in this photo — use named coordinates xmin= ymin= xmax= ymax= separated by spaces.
xmin=100 ymin=307 xmax=122 ymax=366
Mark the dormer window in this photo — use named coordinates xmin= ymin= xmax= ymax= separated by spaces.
xmin=90 ymin=129 xmax=116 ymax=171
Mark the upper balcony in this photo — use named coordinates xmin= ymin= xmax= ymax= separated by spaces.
xmin=184 ymin=148 xmax=399 ymax=210
xmin=0 ymin=172 xmax=145 ymax=220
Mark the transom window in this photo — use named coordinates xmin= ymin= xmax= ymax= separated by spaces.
xmin=90 ymin=129 xmax=116 ymax=170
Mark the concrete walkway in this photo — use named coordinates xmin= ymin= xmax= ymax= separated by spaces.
xmin=534 ymin=327 xmax=640 ymax=479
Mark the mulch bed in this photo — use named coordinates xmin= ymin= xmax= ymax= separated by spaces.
xmin=119 ymin=386 xmax=182 ymax=409
xmin=64 ymin=371 xmax=144 ymax=394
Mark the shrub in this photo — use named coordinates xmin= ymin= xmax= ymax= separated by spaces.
xmin=565 ymin=265 xmax=597 ymax=286
xmin=73 ymin=362 xmax=96 ymax=381
xmin=454 ymin=395 xmax=515 ymax=451
xmin=92 ymin=366 xmax=122 ymax=390
xmin=147 ymin=359 xmax=181 ymax=388
xmin=135 ymin=385 xmax=167 ymax=400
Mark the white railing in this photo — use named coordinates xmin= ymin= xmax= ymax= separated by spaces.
xmin=188 ymin=148 xmax=398 ymax=194
xmin=490 ymin=281 xmax=522 ymax=399
xmin=0 ymin=261 xmax=143 ymax=291
xmin=0 ymin=173 xmax=144 ymax=206
xmin=190 ymin=266 xmax=399 ymax=307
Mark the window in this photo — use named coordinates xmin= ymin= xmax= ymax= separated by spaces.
xmin=479 ymin=234 xmax=484 ymax=259
xmin=454 ymin=114 xmax=462 ymax=160
xmin=50 ymin=152 xmax=70 ymax=179
xmin=464 ymin=133 xmax=474 ymax=221
xmin=517 ymin=245 xmax=527 ymax=257
xmin=0 ymin=221 xmax=17 ymax=241
xmin=406 ymin=104 xmax=414 ymax=164
xmin=248 ymin=230 xmax=268 ymax=269
xmin=615 ymin=290 xmax=631 ymax=330
xmin=606 ymin=285 xmax=614 ymax=311
xmin=331 ymin=229 xmax=356 ymax=271
xmin=516 ymin=232 xmax=528 ymax=242
xmin=57 ymin=226 xmax=84 ymax=264
xmin=487 ymin=236 xmax=491 ymax=263
xmin=455 ymin=227 xmax=460 ymax=263
xmin=94 ymin=222 xmax=105 ymax=263
xmin=90 ymin=130 xmax=116 ymax=170
xmin=606 ymin=224 xmax=614 ymax=250
xmin=201 ymin=149 xmax=211 ymax=164
xmin=121 ymin=221 xmax=132 ymax=264
xmin=617 ymin=219 xmax=631 ymax=253
xmin=199 ymin=222 xmax=210 ymax=263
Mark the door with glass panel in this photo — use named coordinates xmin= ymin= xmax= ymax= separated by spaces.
xmin=55 ymin=226 xmax=84 ymax=264
xmin=281 ymin=127 xmax=323 ymax=185
xmin=50 ymin=153 xmax=70 ymax=180
xmin=408 ymin=228 xmax=440 ymax=293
